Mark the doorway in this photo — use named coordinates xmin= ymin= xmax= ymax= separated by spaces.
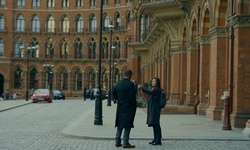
xmin=0 ymin=74 xmax=4 ymax=97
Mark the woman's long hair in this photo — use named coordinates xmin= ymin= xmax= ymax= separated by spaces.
xmin=152 ymin=77 xmax=161 ymax=89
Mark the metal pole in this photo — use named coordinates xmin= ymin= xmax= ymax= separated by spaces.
xmin=94 ymin=0 xmax=103 ymax=125
xmin=107 ymin=25 xmax=113 ymax=106
xmin=222 ymin=96 xmax=232 ymax=130
xmin=26 ymin=49 xmax=29 ymax=101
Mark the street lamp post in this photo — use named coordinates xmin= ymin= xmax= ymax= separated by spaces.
xmin=107 ymin=23 xmax=114 ymax=106
xmin=26 ymin=46 xmax=37 ymax=101
xmin=94 ymin=0 xmax=103 ymax=125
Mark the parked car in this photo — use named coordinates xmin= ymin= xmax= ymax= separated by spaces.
xmin=32 ymin=89 xmax=52 ymax=103
xmin=52 ymin=90 xmax=65 ymax=100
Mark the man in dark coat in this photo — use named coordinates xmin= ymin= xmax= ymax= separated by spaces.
xmin=83 ymin=87 xmax=87 ymax=101
xmin=112 ymin=69 xmax=137 ymax=148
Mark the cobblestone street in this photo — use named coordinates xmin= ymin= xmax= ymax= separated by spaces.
xmin=0 ymin=100 xmax=249 ymax=150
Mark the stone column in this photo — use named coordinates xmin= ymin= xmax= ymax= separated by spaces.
xmin=230 ymin=15 xmax=250 ymax=127
xmin=197 ymin=35 xmax=211 ymax=115
xmin=185 ymin=41 xmax=198 ymax=106
xmin=180 ymin=47 xmax=187 ymax=104
xmin=206 ymin=27 xmax=228 ymax=120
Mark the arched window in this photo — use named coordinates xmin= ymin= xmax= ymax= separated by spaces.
xmin=75 ymin=38 xmax=83 ymax=59
xmin=47 ymin=0 xmax=55 ymax=7
xmin=76 ymin=0 xmax=83 ymax=7
xmin=62 ymin=0 xmax=69 ymax=7
xmin=45 ymin=38 xmax=54 ymax=58
xmin=0 ymin=39 xmax=3 ymax=56
xmin=75 ymin=69 xmax=82 ymax=90
xmin=47 ymin=15 xmax=55 ymax=32
xmin=89 ymin=69 xmax=95 ymax=88
xmin=76 ymin=15 xmax=84 ymax=32
xmin=45 ymin=67 xmax=53 ymax=89
xmin=16 ymin=15 xmax=25 ymax=32
xmin=29 ymin=37 xmax=39 ymax=58
xmin=90 ymin=15 xmax=97 ymax=32
xmin=30 ymin=68 xmax=38 ymax=89
xmin=31 ymin=15 xmax=40 ymax=32
xmin=0 ymin=0 xmax=6 ymax=6
xmin=62 ymin=16 xmax=69 ymax=32
xmin=14 ymin=67 xmax=22 ymax=89
xmin=0 ymin=15 xmax=5 ymax=30
xmin=60 ymin=38 xmax=68 ymax=59
xmin=90 ymin=0 xmax=96 ymax=6
xmin=125 ymin=11 xmax=130 ymax=29
xmin=113 ymin=36 xmax=120 ymax=59
xmin=103 ymin=0 xmax=108 ymax=5
xmin=114 ymin=13 xmax=121 ymax=30
xmin=114 ymin=68 xmax=119 ymax=84
xmin=102 ymin=37 xmax=108 ymax=59
xmin=15 ymin=37 xmax=24 ymax=58
xmin=32 ymin=0 xmax=40 ymax=7
xmin=104 ymin=14 xmax=109 ymax=31
xmin=88 ymin=38 xmax=96 ymax=59
xmin=115 ymin=0 xmax=120 ymax=4
xmin=17 ymin=0 xmax=25 ymax=7
xmin=60 ymin=69 xmax=68 ymax=90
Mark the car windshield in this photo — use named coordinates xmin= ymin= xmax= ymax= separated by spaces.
xmin=35 ymin=89 xmax=49 ymax=94
xmin=53 ymin=90 xmax=60 ymax=93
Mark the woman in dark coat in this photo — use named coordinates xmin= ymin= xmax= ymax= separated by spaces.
xmin=139 ymin=77 xmax=162 ymax=145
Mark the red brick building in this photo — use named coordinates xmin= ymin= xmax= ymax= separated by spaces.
xmin=128 ymin=0 xmax=250 ymax=131
xmin=0 ymin=0 xmax=131 ymax=98
xmin=0 ymin=0 xmax=250 ymax=133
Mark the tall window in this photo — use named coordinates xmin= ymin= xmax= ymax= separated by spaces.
xmin=76 ymin=0 xmax=83 ymax=7
xmin=114 ymin=13 xmax=121 ymax=30
xmin=17 ymin=0 xmax=25 ymax=7
xmin=90 ymin=0 xmax=96 ymax=6
xmin=15 ymin=37 xmax=24 ymax=58
xmin=0 ymin=39 xmax=3 ymax=56
xmin=115 ymin=0 xmax=120 ymax=4
xmin=45 ymin=38 xmax=54 ymax=58
xmin=89 ymin=69 xmax=96 ymax=88
xmin=62 ymin=0 xmax=69 ymax=7
xmin=140 ymin=15 xmax=149 ymax=42
xmin=125 ymin=11 xmax=130 ymax=29
xmin=47 ymin=16 xmax=55 ymax=32
xmin=32 ymin=0 xmax=40 ymax=7
xmin=102 ymin=37 xmax=108 ymax=59
xmin=103 ymin=0 xmax=108 ymax=5
xmin=0 ymin=15 xmax=4 ymax=30
xmin=30 ymin=68 xmax=38 ymax=89
xmin=75 ymin=38 xmax=82 ymax=59
xmin=88 ymin=38 xmax=96 ymax=59
xmin=90 ymin=15 xmax=97 ymax=32
xmin=47 ymin=0 xmax=55 ymax=7
xmin=60 ymin=69 xmax=68 ymax=90
xmin=113 ymin=36 xmax=120 ymax=59
xmin=62 ymin=16 xmax=69 ymax=32
xmin=0 ymin=0 xmax=6 ymax=6
xmin=75 ymin=69 xmax=82 ymax=90
xmin=14 ymin=67 xmax=22 ymax=89
xmin=60 ymin=38 xmax=68 ymax=59
xmin=104 ymin=15 xmax=109 ymax=31
xmin=76 ymin=15 xmax=84 ymax=32
xmin=31 ymin=15 xmax=40 ymax=32
xmin=16 ymin=15 xmax=25 ymax=32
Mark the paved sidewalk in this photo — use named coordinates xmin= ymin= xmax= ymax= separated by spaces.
xmin=61 ymin=101 xmax=250 ymax=140
xmin=1 ymin=99 xmax=249 ymax=140
xmin=0 ymin=99 xmax=31 ymax=112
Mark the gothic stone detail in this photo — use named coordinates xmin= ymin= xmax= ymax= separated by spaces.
xmin=185 ymin=41 xmax=198 ymax=51
xmin=232 ymin=15 xmax=250 ymax=28
xmin=197 ymin=35 xmax=211 ymax=45
xmin=209 ymin=27 xmax=228 ymax=40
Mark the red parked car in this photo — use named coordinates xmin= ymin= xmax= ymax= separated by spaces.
xmin=32 ymin=89 xmax=52 ymax=103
